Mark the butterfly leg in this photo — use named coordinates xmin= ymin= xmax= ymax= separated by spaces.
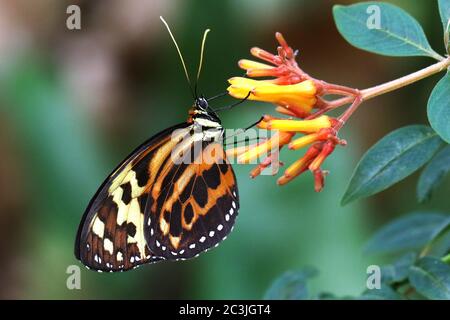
xmin=222 ymin=116 xmax=265 ymax=149
xmin=242 ymin=116 xmax=264 ymax=132
xmin=212 ymin=91 xmax=252 ymax=112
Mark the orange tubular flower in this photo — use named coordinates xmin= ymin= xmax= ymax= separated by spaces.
xmin=289 ymin=128 xmax=331 ymax=150
xmin=267 ymin=115 xmax=332 ymax=132
xmin=237 ymin=131 xmax=294 ymax=164
xmin=226 ymin=32 xmax=357 ymax=191
xmin=277 ymin=144 xmax=322 ymax=185
xmin=228 ymin=77 xmax=317 ymax=116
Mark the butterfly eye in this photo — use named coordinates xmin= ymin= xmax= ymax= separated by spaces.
xmin=196 ymin=98 xmax=208 ymax=110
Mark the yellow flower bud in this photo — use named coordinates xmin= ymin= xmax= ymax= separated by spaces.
xmin=268 ymin=116 xmax=332 ymax=133
xmin=289 ymin=133 xmax=320 ymax=150
xmin=238 ymin=59 xmax=274 ymax=71
xmin=227 ymin=77 xmax=317 ymax=114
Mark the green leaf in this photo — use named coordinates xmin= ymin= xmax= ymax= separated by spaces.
xmin=359 ymin=285 xmax=403 ymax=300
xmin=439 ymin=0 xmax=450 ymax=52
xmin=409 ymin=257 xmax=450 ymax=299
xmin=316 ymin=292 xmax=338 ymax=300
xmin=439 ymin=0 xmax=450 ymax=31
xmin=342 ymin=126 xmax=444 ymax=205
xmin=381 ymin=253 xmax=417 ymax=283
xmin=364 ymin=212 xmax=449 ymax=254
xmin=428 ymin=73 xmax=450 ymax=143
xmin=423 ymin=217 xmax=450 ymax=257
xmin=417 ymin=145 xmax=450 ymax=202
xmin=264 ymin=267 xmax=318 ymax=300
xmin=333 ymin=2 xmax=440 ymax=59
xmin=316 ymin=292 xmax=354 ymax=300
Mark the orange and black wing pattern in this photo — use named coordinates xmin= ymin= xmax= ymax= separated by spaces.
xmin=75 ymin=123 xmax=188 ymax=272
xmin=75 ymin=123 xmax=239 ymax=271
xmin=144 ymin=139 xmax=239 ymax=260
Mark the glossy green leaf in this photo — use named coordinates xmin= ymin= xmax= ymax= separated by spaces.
xmin=409 ymin=257 xmax=450 ymax=299
xmin=381 ymin=253 xmax=417 ymax=283
xmin=333 ymin=2 xmax=440 ymax=59
xmin=264 ymin=267 xmax=318 ymax=300
xmin=342 ymin=126 xmax=444 ymax=205
xmin=439 ymin=0 xmax=450 ymax=31
xmin=417 ymin=146 xmax=450 ymax=202
xmin=424 ymin=217 xmax=450 ymax=257
xmin=428 ymin=73 xmax=450 ymax=143
xmin=364 ymin=212 xmax=448 ymax=254
xmin=439 ymin=0 xmax=450 ymax=52
xmin=359 ymin=285 xmax=403 ymax=300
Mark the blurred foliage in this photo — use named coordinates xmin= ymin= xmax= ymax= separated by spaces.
xmin=264 ymin=267 xmax=318 ymax=300
xmin=0 ymin=0 xmax=448 ymax=300
xmin=267 ymin=213 xmax=450 ymax=299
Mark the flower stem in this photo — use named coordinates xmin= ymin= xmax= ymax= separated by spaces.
xmin=336 ymin=95 xmax=362 ymax=129
xmin=329 ymin=56 xmax=450 ymax=108
xmin=361 ymin=56 xmax=450 ymax=100
xmin=319 ymin=82 xmax=360 ymax=96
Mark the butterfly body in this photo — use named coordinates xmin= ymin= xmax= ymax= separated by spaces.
xmin=75 ymin=98 xmax=239 ymax=272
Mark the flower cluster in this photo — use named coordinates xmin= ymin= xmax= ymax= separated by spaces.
xmin=227 ymin=33 xmax=360 ymax=191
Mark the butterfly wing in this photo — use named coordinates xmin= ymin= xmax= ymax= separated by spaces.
xmin=75 ymin=123 xmax=189 ymax=272
xmin=144 ymin=139 xmax=239 ymax=260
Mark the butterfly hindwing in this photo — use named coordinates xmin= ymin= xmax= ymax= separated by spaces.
xmin=75 ymin=123 xmax=188 ymax=271
xmin=144 ymin=139 xmax=239 ymax=260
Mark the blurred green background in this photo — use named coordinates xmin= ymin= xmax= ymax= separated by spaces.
xmin=0 ymin=0 xmax=448 ymax=299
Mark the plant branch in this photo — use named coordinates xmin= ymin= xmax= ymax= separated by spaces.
xmin=328 ymin=56 xmax=450 ymax=108
xmin=335 ymin=95 xmax=362 ymax=130
xmin=361 ymin=56 xmax=450 ymax=100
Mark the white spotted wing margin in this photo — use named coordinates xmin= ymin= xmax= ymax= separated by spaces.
xmin=75 ymin=123 xmax=188 ymax=272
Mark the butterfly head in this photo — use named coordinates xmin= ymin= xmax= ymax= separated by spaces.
xmin=189 ymin=97 xmax=222 ymax=129
xmin=195 ymin=97 xmax=209 ymax=111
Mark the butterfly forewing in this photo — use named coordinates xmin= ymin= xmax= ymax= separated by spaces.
xmin=75 ymin=123 xmax=188 ymax=271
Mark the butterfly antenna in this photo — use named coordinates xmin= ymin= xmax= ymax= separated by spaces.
xmin=193 ymin=28 xmax=211 ymax=100
xmin=160 ymin=16 xmax=195 ymax=99
xmin=207 ymin=91 xmax=228 ymax=102
xmin=196 ymin=29 xmax=210 ymax=81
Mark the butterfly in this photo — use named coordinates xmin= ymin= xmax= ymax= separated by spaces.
xmin=74 ymin=18 xmax=240 ymax=272
xmin=74 ymin=96 xmax=239 ymax=272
